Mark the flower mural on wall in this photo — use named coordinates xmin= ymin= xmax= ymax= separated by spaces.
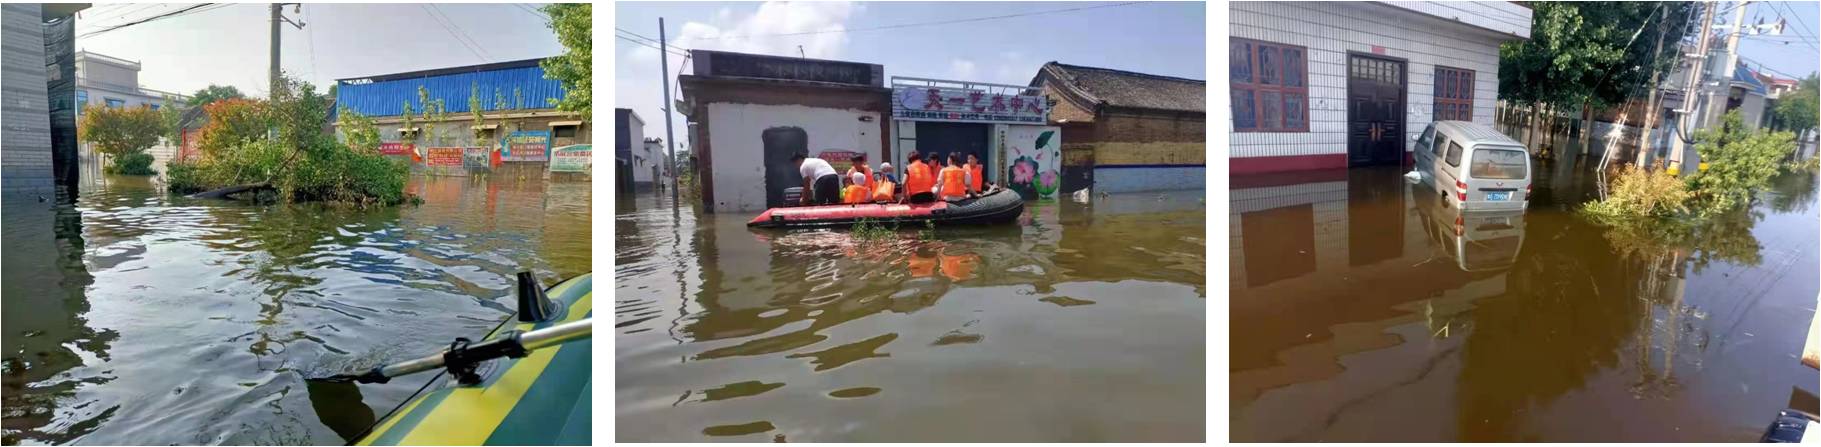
xmin=1005 ymin=128 xmax=1061 ymax=200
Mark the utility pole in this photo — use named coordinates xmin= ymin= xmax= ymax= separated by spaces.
xmin=1671 ymin=0 xmax=1719 ymax=174
xmin=660 ymin=17 xmax=680 ymax=206
xmin=270 ymin=3 xmax=305 ymax=96
xmin=1637 ymin=7 xmax=1672 ymax=168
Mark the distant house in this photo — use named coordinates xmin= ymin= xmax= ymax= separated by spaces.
xmin=1030 ymin=62 xmax=1206 ymax=193
xmin=615 ymin=108 xmax=644 ymax=193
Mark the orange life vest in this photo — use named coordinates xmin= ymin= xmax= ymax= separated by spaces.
xmin=905 ymin=161 xmax=934 ymax=197
xmin=872 ymin=179 xmax=896 ymax=202
xmin=847 ymin=166 xmax=873 ymax=191
xmin=938 ymin=166 xmax=968 ymax=199
xmin=843 ymin=185 xmax=869 ymax=204
xmin=967 ymin=163 xmax=984 ymax=192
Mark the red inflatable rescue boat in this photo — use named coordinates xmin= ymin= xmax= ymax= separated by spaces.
xmin=748 ymin=187 xmax=1025 ymax=229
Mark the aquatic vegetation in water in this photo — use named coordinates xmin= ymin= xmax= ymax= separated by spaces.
xmin=851 ymin=218 xmax=897 ymax=241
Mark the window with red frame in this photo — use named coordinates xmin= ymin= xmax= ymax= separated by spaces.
xmin=1434 ymin=66 xmax=1475 ymax=121
xmin=1231 ymin=38 xmax=1308 ymax=132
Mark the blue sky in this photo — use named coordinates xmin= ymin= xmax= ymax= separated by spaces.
xmin=74 ymin=3 xmax=561 ymax=98
xmin=614 ymin=1 xmax=1209 ymax=150
xmin=1734 ymin=1 xmax=1821 ymax=81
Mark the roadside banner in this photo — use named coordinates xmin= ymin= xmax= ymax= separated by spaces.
xmin=378 ymin=142 xmax=412 ymax=156
xmin=426 ymin=147 xmax=464 ymax=166
xmin=551 ymin=144 xmax=592 ymax=173
xmin=502 ymin=131 xmax=552 ymax=162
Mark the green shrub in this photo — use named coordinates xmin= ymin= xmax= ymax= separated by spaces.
xmin=174 ymin=75 xmax=410 ymax=206
xmin=1583 ymin=164 xmax=1690 ymax=219
xmin=1686 ymin=111 xmax=1797 ymax=215
xmin=104 ymin=152 xmax=157 ymax=176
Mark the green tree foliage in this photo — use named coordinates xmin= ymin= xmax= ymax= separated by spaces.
xmin=78 ymin=104 xmax=164 ymax=175
xmin=1582 ymin=164 xmax=1690 ymax=219
xmin=1687 ymin=111 xmax=1798 ymax=214
xmin=106 ymin=152 xmax=157 ymax=176
xmin=159 ymin=95 xmax=184 ymax=144
xmin=187 ymin=84 xmax=245 ymax=108
xmin=540 ymin=3 xmax=590 ymax=121
xmin=1500 ymin=2 xmax=1695 ymax=109
xmin=1771 ymin=74 xmax=1818 ymax=135
xmin=167 ymin=74 xmax=409 ymax=206
xmin=337 ymin=107 xmax=383 ymax=154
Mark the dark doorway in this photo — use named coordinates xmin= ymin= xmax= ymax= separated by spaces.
xmin=762 ymin=127 xmax=809 ymax=208
xmin=1347 ymin=54 xmax=1406 ymax=167
xmin=914 ymin=122 xmax=991 ymax=174
xmin=1061 ymin=145 xmax=1094 ymax=195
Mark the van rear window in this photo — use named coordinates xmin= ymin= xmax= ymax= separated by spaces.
xmin=1470 ymin=149 xmax=1527 ymax=179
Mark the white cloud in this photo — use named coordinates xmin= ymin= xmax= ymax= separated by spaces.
xmin=672 ymin=1 xmax=856 ymax=59
xmin=949 ymin=59 xmax=978 ymax=79
xmin=614 ymin=1 xmax=860 ymax=153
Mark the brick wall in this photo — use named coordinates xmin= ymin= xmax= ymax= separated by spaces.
xmin=2 ymin=4 xmax=54 ymax=194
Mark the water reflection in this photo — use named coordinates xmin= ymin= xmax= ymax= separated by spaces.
xmin=617 ymin=193 xmax=1206 ymax=442
xmin=1230 ymin=161 xmax=1818 ymax=442
xmin=1 ymin=175 xmax=590 ymax=445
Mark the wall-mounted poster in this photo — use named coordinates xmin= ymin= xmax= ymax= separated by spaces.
xmin=463 ymin=147 xmax=492 ymax=169
xmin=503 ymin=131 xmax=551 ymax=162
xmin=378 ymin=142 xmax=412 ymax=156
xmin=1001 ymin=125 xmax=1062 ymax=200
xmin=551 ymin=144 xmax=592 ymax=173
xmin=425 ymin=147 xmax=464 ymax=166
xmin=817 ymin=149 xmax=862 ymax=173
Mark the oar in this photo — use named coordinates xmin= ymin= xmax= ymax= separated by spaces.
xmin=309 ymin=318 xmax=591 ymax=385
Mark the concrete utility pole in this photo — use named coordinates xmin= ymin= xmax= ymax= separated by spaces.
xmin=270 ymin=4 xmax=305 ymax=96
xmin=1671 ymin=0 xmax=1719 ymax=174
xmin=660 ymin=17 xmax=680 ymax=206
xmin=1638 ymin=12 xmax=1669 ymax=168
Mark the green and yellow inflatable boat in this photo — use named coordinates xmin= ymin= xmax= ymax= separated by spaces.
xmin=354 ymin=273 xmax=593 ymax=445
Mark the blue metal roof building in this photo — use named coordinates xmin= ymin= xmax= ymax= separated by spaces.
xmin=334 ymin=58 xmax=566 ymax=118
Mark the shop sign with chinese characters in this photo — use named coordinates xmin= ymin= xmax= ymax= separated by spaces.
xmin=892 ymin=86 xmax=1048 ymax=124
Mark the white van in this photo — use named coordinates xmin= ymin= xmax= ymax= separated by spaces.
xmin=1412 ymin=121 xmax=1532 ymax=211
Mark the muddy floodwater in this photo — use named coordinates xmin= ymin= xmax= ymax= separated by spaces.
xmin=2 ymin=175 xmax=590 ymax=445
xmin=1230 ymin=161 xmax=1820 ymax=442
xmin=615 ymin=192 xmax=1206 ymax=442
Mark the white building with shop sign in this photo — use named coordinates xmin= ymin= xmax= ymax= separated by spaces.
xmin=890 ymin=77 xmax=1063 ymax=200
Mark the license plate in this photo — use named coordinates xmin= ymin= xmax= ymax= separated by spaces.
xmin=1486 ymin=191 xmax=1510 ymax=201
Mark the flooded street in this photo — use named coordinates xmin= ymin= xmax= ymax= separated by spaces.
xmin=2 ymin=175 xmax=590 ymax=445
xmin=614 ymin=192 xmax=1206 ymax=442
xmin=1229 ymin=160 xmax=1820 ymax=442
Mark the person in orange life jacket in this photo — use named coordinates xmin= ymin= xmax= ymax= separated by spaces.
xmin=965 ymin=153 xmax=984 ymax=193
xmin=903 ymin=150 xmax=936 ymax=204
xmin=845 ymin=153 xmax=873 ymax=192
xmin=933 ymin=153 xmax=972 ymax=200
xmin=793 ymin=152 xmax=841 ymax=206
xmin=872 ymin=163 xmax=898 ymax=202
xmin=842 ymin=172 xmax=871 ymax=204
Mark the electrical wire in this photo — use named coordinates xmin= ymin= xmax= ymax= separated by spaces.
xmin=80 ymin=3 xmax=220 ymax=38
xmin=679 ymin=1 xmax=1145 ymax=42
xmin=513 ymin=4 xmax=548 ymax=22
xmin=429 ymin=4 xmax=494 ymax=62
xmin=419 ymin=4 xmax=489 ymax=63
xmin=616 ymin=31 xmax=688 ymax=58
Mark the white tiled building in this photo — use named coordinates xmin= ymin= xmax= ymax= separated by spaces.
xmin=1228 ymin=2 xmax=1531 ymax=174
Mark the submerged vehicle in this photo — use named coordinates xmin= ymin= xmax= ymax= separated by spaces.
xmin=748 ymin=187 xmax=1025 ymax=229
xmin=1411 ymin=120 xmax=1532 ymax=211
xmin=346 ymin=273 xmax=594 ymax=446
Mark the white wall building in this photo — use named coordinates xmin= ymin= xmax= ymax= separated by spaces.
xmin=73 ymin=51 xmax=189 ymax=175
xmin=1228 ymin=2 xmax=1531 ymax=174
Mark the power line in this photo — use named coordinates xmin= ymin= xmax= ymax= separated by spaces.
xmin=80 ymin=3 xmax=220 ymax=38
xmin=83 ymin=3 xmax=166 ymax=25
xmin=419 ymin=4 xmax=488 ymax=63
xmin=1772 ymin=1 xmax=1820 ymax=52
xmin=616 ymin=30 xmax=688 ymax=57
xmin=513 ymin=4 xmax=548 ymax=23
xmin=430 ymin=4 xmax=493 ymax=61
xmin=680 ymin=1 xmax=1146 ymax=42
